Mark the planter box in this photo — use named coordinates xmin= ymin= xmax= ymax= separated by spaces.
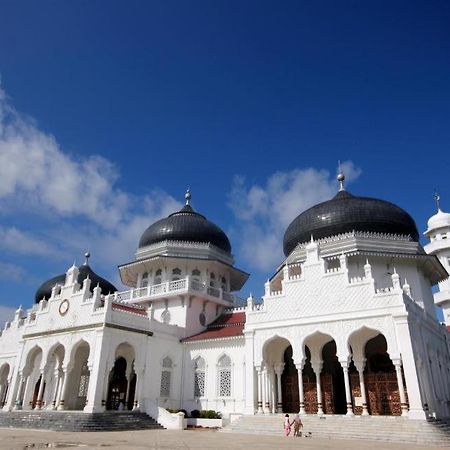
xmin=186 ymin=418 xmax=223 ymax=428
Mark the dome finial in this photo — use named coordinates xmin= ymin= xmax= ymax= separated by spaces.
xmin=185 ymin=188 xmax=191 ymax=206
xmin=434 ymin=191 xmax=441 ymax=212
xmin=84 ymin=251 xmax=91 ymax=266
xmin=337 ymin=160 xmax=345 ymax=192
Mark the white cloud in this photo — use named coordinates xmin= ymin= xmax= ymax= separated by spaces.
xmin=0 ymin=87 xmax=129 ymax=228
xmin=0 ymin=261 xmax=25 ymax=282
xmin=0 ymin=304 xmax=16 ymax=329
xmin=0 ymin=226 xmax=60 ymax=258
xmin=228 ymin=162 xmax=361 ymax=271
xmin=0 ymin=83 xmax=182 ymax=269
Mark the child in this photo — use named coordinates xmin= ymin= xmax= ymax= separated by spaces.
xmin=293 ymin=414 xmax=303 ymax=437
xmin=283 ymin=414 xmax=292 ymax=436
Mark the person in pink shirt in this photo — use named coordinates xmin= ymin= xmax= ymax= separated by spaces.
xmin=283 ymin=414 xmax=292 ymax=436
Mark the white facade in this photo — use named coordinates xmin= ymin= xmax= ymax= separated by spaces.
xmin=0 ymin=190 xmax=450 ymax=424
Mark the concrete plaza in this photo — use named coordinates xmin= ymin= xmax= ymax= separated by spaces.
xmin=0 ymin=428 xmax=448 ymax=450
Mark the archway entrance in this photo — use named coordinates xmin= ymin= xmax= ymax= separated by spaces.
xmin=362 ymin=334 xmax=404 ymax=415
xmin=281 ymin=346 xmax=298 ymax=413
xmin=322 ymin=341 xmax=346 ymax=414
xmin=0 ymin=364 xmax=10 ymax=407
xmin=32 ymin=375 xmax=45 ymax=410
xmin=107 ymin=357 xmax=127 ymax=410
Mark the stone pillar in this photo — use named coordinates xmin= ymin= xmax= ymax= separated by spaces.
xmin=125 ymin=373 xmax=133 ymax=407
xmin=268 ymin=369 xmax=275 ymax=413
xmin=354 ymin=359 xmax=369 ymax=416
xmin=256 ymin=366 xmax=263 ymax=414
xmin=243 ymin=333 xmax=256 ymax=415
xmin=133 ymin=365 xmax=145 ymax=411
xmin=36 ymin=371 xmax=46 ymax=409
xmin=339 ymin=360 xmax=354 ymax=416
xmin=14 ymin=372 xmax=26 ymax=410
xmin=57 ymin=366 xmax=71 ymax=410
xmin=295 ymin=362 xmax=306 ymax=415
xmin=262 ymin=368 xmax=269 ymax=412
xmin=311 ymin=361 xmax=323 ymax=415
xmin=274 ymin=364 xmax=284 ymax=413
xmin=393 ymin=359 xmax=408 ymax=416
xmin=394 ymin=317 xmax=425 ymax=419
xmin=51 ymin=369 xmax=61 ymax=410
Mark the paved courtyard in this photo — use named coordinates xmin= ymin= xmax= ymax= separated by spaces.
xmin=0 ymin=428 xmax=448 ymax=450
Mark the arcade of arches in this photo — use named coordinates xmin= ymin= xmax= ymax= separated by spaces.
xmin=11 ymin=341 xmax=138 ymax=411
xmin=258 ymin=332 xmax=408 ymax=416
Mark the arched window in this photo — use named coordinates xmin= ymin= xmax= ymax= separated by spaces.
xmin=210 ymin=272 xmax=216 ymax=287
xmin=161 ymin=310 xmax=171 ymax=325
xmin=160 ymin=356 xmax=173 ymax=398
xmin=194 ymin=357 xmax=206 ymax=398
xmin=172 ymin=268 xmax=182 ymax=281
xmin=154 ymin=269 xmax=162 ymax=285
xmin=192 ymin=269 xmax=201 ymax=281
xmin=221 ymin=276 xmax=227 ymax=291
xmin=218 ymin=354 xmax=232 ymax=397
xmin=141 ymin=272 xmax=149 ymax=288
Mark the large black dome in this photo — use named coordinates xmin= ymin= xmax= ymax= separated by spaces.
xmin=139 ymin=203 xmax=232 ymax=253
xmin=283 ymin=190 xmax=419 ymax=256
xmin=34 ymin=263 xmax=117 ymax=303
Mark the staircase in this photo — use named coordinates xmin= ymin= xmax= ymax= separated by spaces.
xmin=222 ymin=414 xmax=450 ymax=447
xmin=0 ymin=411 xmax=164 ymax=432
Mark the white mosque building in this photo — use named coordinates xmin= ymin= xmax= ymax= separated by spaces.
xmin=0 ymin=173 xmax=449 ymax=427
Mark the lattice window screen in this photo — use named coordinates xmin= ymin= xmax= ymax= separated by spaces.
xmin=219 ymin=369 xmax=231 ymax=397
xmin=160 ymin=370 xmax=171 ymax=397
xmin=194 ymin=371 xmax=205 ymax=397
xmin=218 ymin=354 xmax=232 ymax=397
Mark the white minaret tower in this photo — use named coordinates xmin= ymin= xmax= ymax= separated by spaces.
xmin=424 ymin=193 xmax=450 ymax=324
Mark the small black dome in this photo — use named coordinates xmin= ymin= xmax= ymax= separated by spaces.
xmin=283 ymin=190 xmax=419 ymax=256
xmin=34 ymin=264 xmax=117 ymax=303
xmin=138 ymin=204 xmax=232 ymax=253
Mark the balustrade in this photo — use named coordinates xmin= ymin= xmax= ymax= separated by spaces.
xmin=110 ymin=276 xmax=234 ymax=303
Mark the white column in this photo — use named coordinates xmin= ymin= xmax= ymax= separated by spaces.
xmin=393 ymin=360 xmax=408 ymax=417
xmin=394 ymin=318 xmax=426 ymax=419
xmin=51 ymin=369 xmax=61 ymax=410
xmin=340 ymin=360 xmax=354 ymax=416
xmin=57 ymin=366 xmax=71 ymax=410
xmin=269 ymin=369 xmax=276 ymax=413
xmin=36 ymin=371 xmax=46 ymax=409
xmin=125 ymin=374 xmax=132 ymax=408
xmin=354 ymin=359 xmax=369 ymax=416
xmin=243 ymin=333 xmax=256 ymax=415
xmin=312 ymin=361 xmax=323 ymax=415
xmin=262 ymin=369 xmax=268 ymax=412
xmin=274 ymin=364 xmax=284 ymax=413
xmin=13 ymin=373 xmax=25 ymax=410
xmin=133 ymin=365 xmax=145 ymax=410
xmin=295 ymin=363 xmax=306 ymax=415
xmin=256 ymin=366 xmax=263 ymax=414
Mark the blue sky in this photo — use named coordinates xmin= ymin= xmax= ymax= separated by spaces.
xmin=0 ymin=1 xmax=449 ymax=322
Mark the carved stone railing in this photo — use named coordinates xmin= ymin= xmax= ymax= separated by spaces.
xmin=112 ymin=276 xmax=235 ymax=304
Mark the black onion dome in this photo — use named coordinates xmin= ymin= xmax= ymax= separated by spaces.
xmin=34 ymin=263 xmax=117 ymax=303
xmin=138 ymin=203 xmax=232 ymax=253
xmin=283 ymin=190 xmax=419 ymax=256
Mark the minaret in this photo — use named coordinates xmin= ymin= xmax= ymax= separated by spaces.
xmin=424 ymin=193 xmax=450 ymax=325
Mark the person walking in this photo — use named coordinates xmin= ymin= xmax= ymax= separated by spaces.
xmin=283 ymin=414 xmax=292 ymax=436
xmin=292 ymin=414 xmax=303 ymax=437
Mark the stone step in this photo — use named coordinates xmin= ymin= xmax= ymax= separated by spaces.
xmin=222 ymin=415 xmax=450 ymax=447
xmin=0 ymin=411 xmax=164 ymax=432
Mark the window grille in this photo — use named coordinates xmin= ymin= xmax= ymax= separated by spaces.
xmin=218 ymin=355 xmax=232 ymax=397
xmin=160 ymin=356 xmax=173 ymax=397
xmin=160 ymin=370 xmax=171 ymax=397
xmin=172 ymin=268 xmax=182 ymax=281
xmin=77 ymin=362 xmax=90 ymax=398
xmin=194 ymin=357 xmax=206 ymax=397
xmin=161 ymin=310 xmax=171 ymax=324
